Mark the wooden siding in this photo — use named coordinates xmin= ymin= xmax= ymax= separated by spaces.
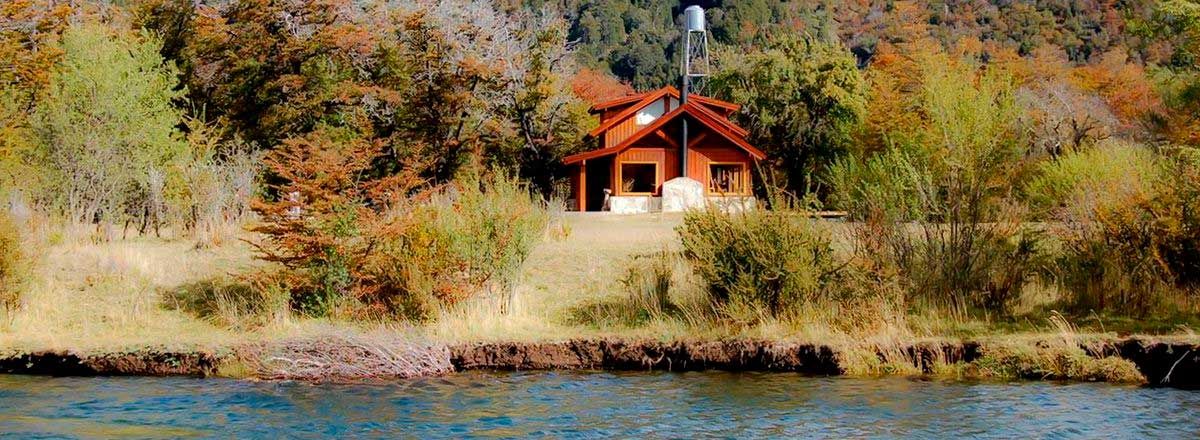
xmin=613 ymin=146 xmax=679 ymax=195
xmin=604 ymin=126 xmax=752 ymax=197
xmin=602 ymin=96 xmax=674 ymax=148
xmin=687 ymin=137 xmax=752 ymax=195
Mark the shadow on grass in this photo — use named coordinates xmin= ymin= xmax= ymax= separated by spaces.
xmin=565 ymin=297 xmax=684 ymax=329
xmin=164 ymin=278 xmax=287 ymax=329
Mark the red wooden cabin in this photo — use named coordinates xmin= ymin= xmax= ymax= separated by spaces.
xmin=564 ymin=86 xmax=765 ymax=212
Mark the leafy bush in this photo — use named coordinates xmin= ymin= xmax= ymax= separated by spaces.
xmin=827 ymin=145 xmax=932 ymax=221
xmin=251 ymin=135 xmax=547 ymax=321
xmin=32 ymin=24 xmax=187 ymax=229
xmin=1023 ymin=140 xmax=1159 ymax=218
xmin=365 ymin=173 xmax=548 ymax=321
xmin=0 ymin=212 xmax=27 ymax=310
xmin=832 ymin=56 xmax=1043 ymax=317
xmin=1058 ymin=147 xmax=1200 ymax=312
xmin=678 ymin=208 xmax=839 ymax=316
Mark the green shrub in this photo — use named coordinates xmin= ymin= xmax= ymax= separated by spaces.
xmin=0 ymin=212 xmax=27 ymax=310
xmin=1023 ymin=140 xmax=1159 ymax=218
xmin=678 ymin=208 xmax=839 ymax=316
xmin=32 ymin=24 xmax=187 ymax=227
xmin=432 ymin=172 xmax=548 ymax=295
xmin=828 ymin=146 xmax=933 ymax=221
xmin=1058 ymin=147 xmax=1200 ymax=312
xmin=829 ymin=57 xmax=1045 ymax=317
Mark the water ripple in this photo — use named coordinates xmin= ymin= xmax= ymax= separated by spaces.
xmin=1 ymin=372 xmax=1199 ymax=438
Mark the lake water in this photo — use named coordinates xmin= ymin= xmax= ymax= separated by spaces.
xmin=1 ymin=371 xmax=1198 ymax=438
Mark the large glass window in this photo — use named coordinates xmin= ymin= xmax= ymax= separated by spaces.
xmin=709 ymin=163 xmax=745 ymax=194
xmin=620 ymin=163 xmax=658 ymax=194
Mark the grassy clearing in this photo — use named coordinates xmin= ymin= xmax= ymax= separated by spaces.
xmin=0 ymin=213 xmax=1194 ymax=386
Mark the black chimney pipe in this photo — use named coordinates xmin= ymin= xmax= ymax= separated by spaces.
xmin=680 ymin=56 xmax=689 ymax=177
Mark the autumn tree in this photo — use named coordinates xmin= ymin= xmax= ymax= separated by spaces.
xmin=250 ymin=131 xmax=419 ymax=316
xmin=1071 ymin=50 xmax=1164 ymax=136
xmin=0 ymin=0 xmax=75 ymax=194
xmin=570 ymin=68 xmax=634 ymax=105
xmin=1017 ymin=80 xmax=1119 ymax=157
xmin=377 ymin=2 xmax=511 ymax=182
xmin=1150 ymin=0 xmax=1200 ymax=145
xmin=490 ymin=12 xmax=591 ymax=194
xmin=182 ymin=0 xmax=382 ymax=147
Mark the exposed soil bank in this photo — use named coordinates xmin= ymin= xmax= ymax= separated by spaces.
xmin=449 ymin=340 xmax=842 ymax=374
xmin=1115 ymin=339 xmax=1200 ymax=388
xmin=449 ymin=338 xmax=1200 ymax=389
xmin=1 ymin=338 xmax=1198 ymax=389
xmin=0 ymin=350 xmax=223 ymax=377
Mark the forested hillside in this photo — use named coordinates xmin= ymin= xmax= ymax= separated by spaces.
xmin=0 ymin=0 xmax=1197 ymax=205
xmin=544 ymin=0 xmax=1182 ymax=89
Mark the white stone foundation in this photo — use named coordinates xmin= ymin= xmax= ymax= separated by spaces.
xmin=608 ymin=196 xmax=662 ymax=214
xmin=661 ymin=177 xmax=705 ymax=212
xmin=606 ymin=194 xmax=755 ymax=214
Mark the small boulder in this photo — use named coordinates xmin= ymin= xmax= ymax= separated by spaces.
xmin=662 ymin=177 xmax=704 ymax=212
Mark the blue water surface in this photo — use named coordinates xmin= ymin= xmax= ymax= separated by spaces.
xmin=1 ymin=371 xmax=1198 ymax=438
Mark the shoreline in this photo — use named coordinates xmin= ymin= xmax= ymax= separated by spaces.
xmin=2 ymin=338 xmax=1198 ymax=389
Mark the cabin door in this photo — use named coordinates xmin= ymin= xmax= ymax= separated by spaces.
xmin=585 ymin=157 xmax=612 ymax=211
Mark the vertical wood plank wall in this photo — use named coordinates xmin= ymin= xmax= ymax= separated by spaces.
xmin=613 ymin=146 xmax=680 ymax=195
xmin=687 ymin=146 xmax=750 ymax=194
xmin=607 ymin=143 xmax=749 ymax=196
xmin=601 ymin=96 xmax=674 ymax=148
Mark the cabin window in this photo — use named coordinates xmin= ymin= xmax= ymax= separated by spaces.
xmin=709 ymin=163 xmax=746 ymax=194
xmin=635 ymin=99 xmax=667 ymax=126
xmin=620 ymin=163 xmax=658 ymax=194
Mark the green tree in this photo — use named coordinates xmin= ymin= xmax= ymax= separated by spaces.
xmin=708 ymin=34 xmax=866 ymax=195
xmin=32 ymin=23 xmax=186 ymax=226
xmin=1151 ymin=0 xmax=1200 ymax=145
xmin=491 ymin=14 xmax=590 ymax=194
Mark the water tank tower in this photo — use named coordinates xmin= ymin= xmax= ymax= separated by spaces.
xmin=679 ymin=5 xmax=710 ymax=174
xmin=681 ymin=5 xmax=710 ymax=85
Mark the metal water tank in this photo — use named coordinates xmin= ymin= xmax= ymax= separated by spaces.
xmin=684 ymin=5 xmax=705 ymax=32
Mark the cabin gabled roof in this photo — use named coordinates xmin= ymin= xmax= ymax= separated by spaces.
xmin=585 ymin=86 xmax=741 ymax=136
xmin=563 ymin=101 xmax=765 ymax=165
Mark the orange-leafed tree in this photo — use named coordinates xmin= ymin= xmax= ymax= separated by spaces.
xmin=183 ymin=0 xmax=383 ymax=147
xmin=0 ymin=0 xmax=76 ymax=102
xmin=250 ymin=132 xmax=421 ymax=316
xmin=1071 ymin=50 xmax=1165 ymax=135
xmin=570 ymin=67 xmax=635 ymax=105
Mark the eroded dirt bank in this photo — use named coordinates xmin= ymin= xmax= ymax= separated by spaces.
xmin=448 ymin=340 xmax=843 ymax=374
xmin=1 ymin=338 xmax=1198 ymax=389
xmin=0 ymin=350 xmax=223 ymax=376
xmin=445 ymin=338 xmax=1199 ymax=388
xmin=1114 ymin=339 xmax=1200 ymax=388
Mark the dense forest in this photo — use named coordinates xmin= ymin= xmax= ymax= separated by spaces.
xmin=2 ymin=0 xmax=1196 ymax=209
xmin=554 ymin=0 xmax=1184 ymax=89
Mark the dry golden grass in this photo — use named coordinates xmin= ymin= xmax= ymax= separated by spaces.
xmin=429 ymin=212 xmax=687 ymax=342
xmin=1 ymin=214 xmax=1197 ymax=363
xmin=0 ymin=226 xmax=257 ymax=353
